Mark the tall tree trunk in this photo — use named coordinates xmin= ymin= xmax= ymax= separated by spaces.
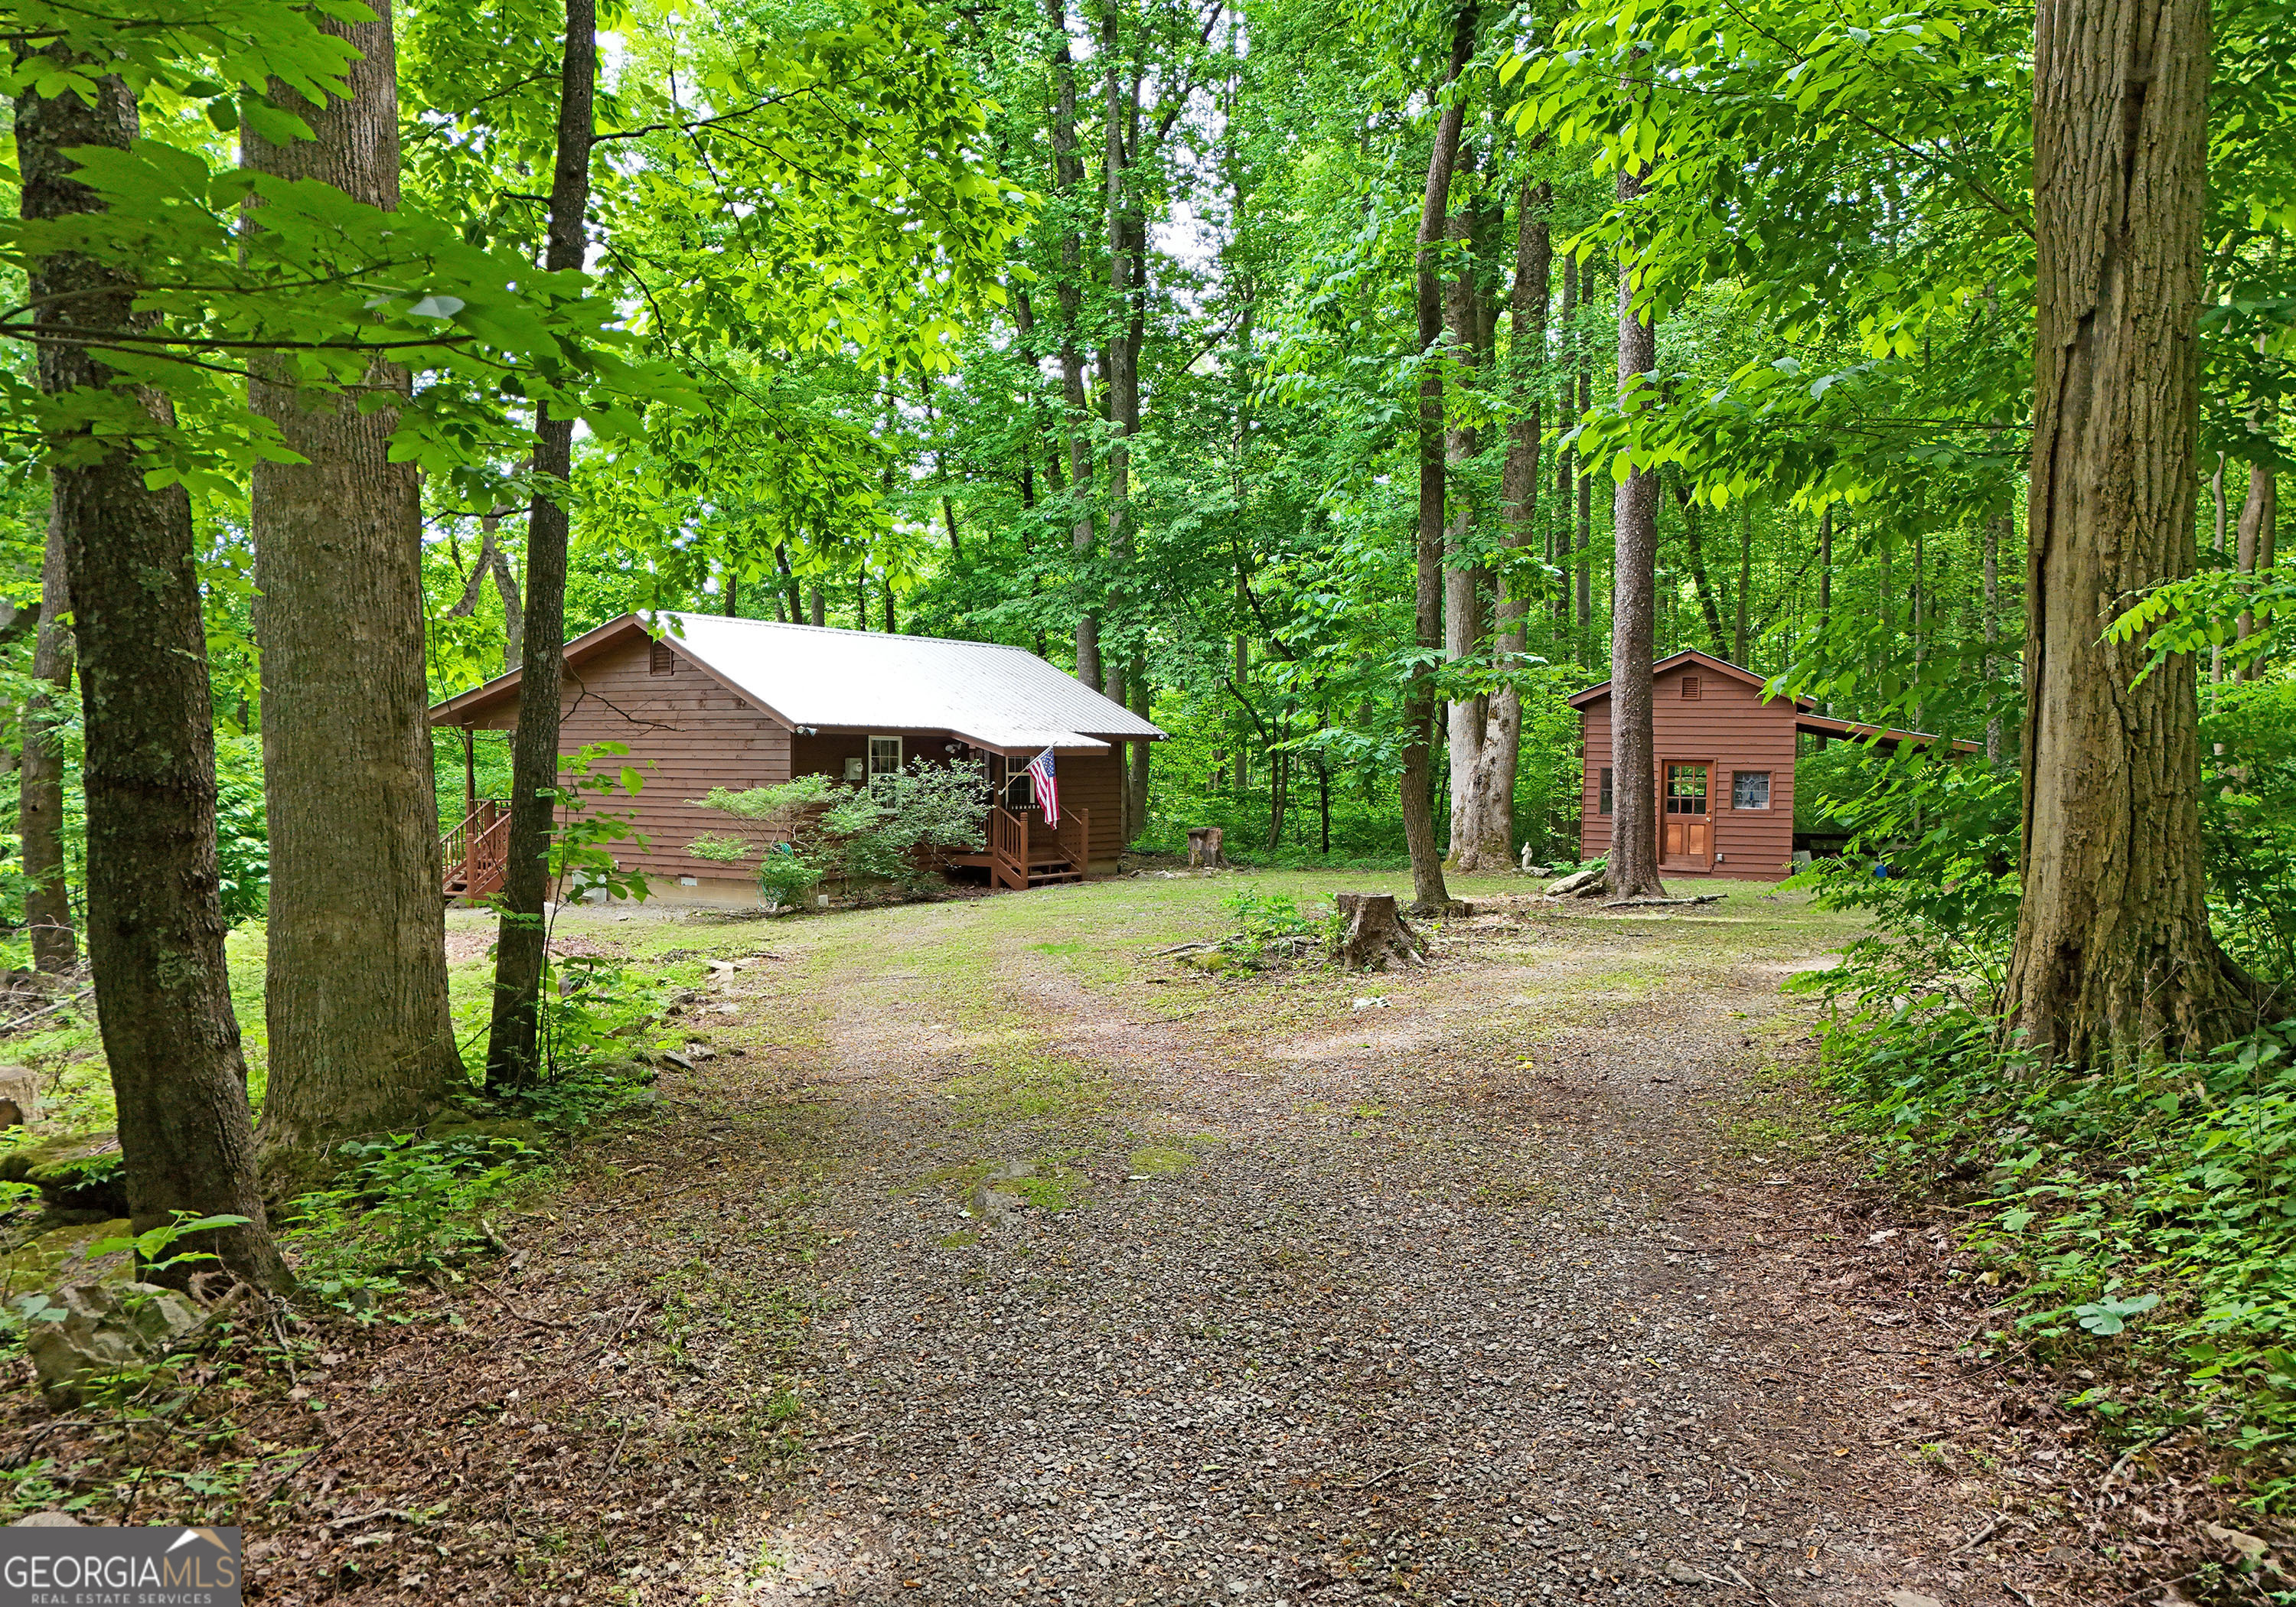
xmin=1125 ymin=663 xmax=1150 ymax=843
xmin=1984 ymin=510 xmax=2005 ymax=762
xmin=1046 ymin=0 xmax=1099 ymax=687
xmin=485 ymin=0 xmax=596 ymax=1087
xmin=1102 ymin=3 xmax=1143 ymax=715
xmin=1818 ymin=504 xmax=1833 ymax=631
xmin=445 ymin=478 xmax=527 ymax=673
xmin=1910 ymin=523 xmax=1926 ymax=729
xmin=774 ymin=541 xmax=801 ymax=627
xmin=1733 ymin=500 xmax=1753 ymax=663
xmin=1605 ymin=162 xmax=1665 ymax=899
xmin=2007 ymin=0 xmax=2252 ymax=1067
xmin=2235 ymin=461 xmax=2275 ymax=679
xmin=1456 ymin=177 xmax=1549 ymax=872
xmin=1404 ymin=4 xmax=1475 ymax=911
xmin=809 ymin=582 xmax=825 ymax=628
xmin=2209 ymin=455 xmax=2226 ymax=690
xmin=15 ymin=62 xmax=289 ymax=1289
xmin=246 ymin=0 xmax=460 ymax=1185
xmin=1673 ymin=480 xmax=1728 ymax=657
xmin=1443 ymin=178 xmax=1489 ymax=863
xmin=1575 ymin=271 xmax=1594 ymax=657
xmin=1557 ymin=251 xmax=1577 ymax=642
xmin=21 ymin=500 xmax=74 ymax=974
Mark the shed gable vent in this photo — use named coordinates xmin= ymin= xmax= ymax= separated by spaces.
xmin=1681 ymin=675 xmax=1701 ymax=700
xmin=649 ymin=642 xmax=675 ymax=676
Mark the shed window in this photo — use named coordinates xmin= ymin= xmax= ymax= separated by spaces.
xmin=649 ymin=642 xmax=675 ymax=675
xmin=1732 ymin=771 xmax=1772 ymax=810
xmin=867 ymin=735 xmax=902 ymax=794
xmin=1681 ymin=676 xmax=1701 ymax=700
xmin=1598 ymin=767 xmax=1614 ymax=816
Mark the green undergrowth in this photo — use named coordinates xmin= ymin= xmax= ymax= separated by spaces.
xmin=284 ymin=954 xmax=680 ymax=1315
xmin=1819 ymin=1004 xmax=2296 ymax=1504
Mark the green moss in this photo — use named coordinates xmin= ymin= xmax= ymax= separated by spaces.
xmin=1008 ymin=1168 xmax=1083 ymax=1211
xmin=1128 ymin=1146 xmax=1193 ymax=1176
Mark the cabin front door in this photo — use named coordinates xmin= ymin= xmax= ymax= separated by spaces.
xmin=1661 ymin=762 xmax=1712 ymax=871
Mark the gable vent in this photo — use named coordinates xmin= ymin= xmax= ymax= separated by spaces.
xmin=649 ymin=642 xmax=675 ymax=675
xmin=1681 ymin=676 xmax=1701 ymax=700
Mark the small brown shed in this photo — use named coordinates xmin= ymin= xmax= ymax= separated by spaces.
xmin=1569 ymin=649 xmax=1976 ymax=882
xmin=429 ymin=612 xmax=1164 ymax=903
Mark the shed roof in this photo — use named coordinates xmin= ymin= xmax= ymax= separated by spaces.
xmin=1565 ymin=648 xmax=1812 ymax=709
xmin=429 ymin=612 xmax=1165 ymax=756
xmin=1567 ymin=648 xmax=1981 ymax=754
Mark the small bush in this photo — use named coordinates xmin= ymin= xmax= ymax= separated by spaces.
xmin=689 ymin=761 xmax=989 ymax=901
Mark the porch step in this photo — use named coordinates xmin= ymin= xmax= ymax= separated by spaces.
xmin=1026 ymin=869 xmax=1084 ymax=885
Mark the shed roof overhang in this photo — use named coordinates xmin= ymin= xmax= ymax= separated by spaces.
xmin=1793 ymin=711 xmax=1984 ymax=755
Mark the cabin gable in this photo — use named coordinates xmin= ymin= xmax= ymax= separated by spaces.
xmin=461 ymin=632 xmax=799 ymax=889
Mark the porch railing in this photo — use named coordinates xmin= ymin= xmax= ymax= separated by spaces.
xmin=988 ymin=804 xmax=1030 ymax=891
xmin=985 ymin=804 xmax=1090 ymax=892
xmin=442 ymin=799 xmax=513 ymax=899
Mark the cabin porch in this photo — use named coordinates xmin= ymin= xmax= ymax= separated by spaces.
xmin=438 ymin=794 xmax=1100 ymax=902
xmin=944 ymin=801 xmax=1093 ymax=892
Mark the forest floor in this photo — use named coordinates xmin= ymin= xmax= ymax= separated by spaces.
xmin=1 ymin=872 xmax=2216 ymax=1604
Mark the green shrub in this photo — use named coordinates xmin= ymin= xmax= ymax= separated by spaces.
xmin=687 ymin=774 xmax=839 ymax=906
xmin=818 ymin=759 xmax=987 ymax=892
xmin=689 ymin=761 xmax=988 ymax=900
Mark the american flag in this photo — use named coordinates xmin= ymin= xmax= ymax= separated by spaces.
xmin=1026 ymin=747 xmax=1060 ymax=826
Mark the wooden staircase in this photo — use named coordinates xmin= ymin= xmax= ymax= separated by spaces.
xmin=442 ymin=799 xmax=512 ymax=901
xmin=987 ymin=804 xmax=1088 ymax=892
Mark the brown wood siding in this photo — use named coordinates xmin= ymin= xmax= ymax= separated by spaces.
xmin=466 ymin=636 xmax=796 ymax=884
xmin=1577 ymin=663 xmax=1799 ymax=881
xmin=1053 ymin=750 xmax=1124 ymax=871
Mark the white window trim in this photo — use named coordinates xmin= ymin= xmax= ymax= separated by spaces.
xmin=867 ymin=735 xmax=903 ymax=793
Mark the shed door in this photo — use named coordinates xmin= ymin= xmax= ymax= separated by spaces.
xmin=1662 ymin=764 xmax=1711 ymax=867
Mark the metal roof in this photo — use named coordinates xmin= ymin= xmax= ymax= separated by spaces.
xmin=662 ymin=614 xmax=1161 ymax=755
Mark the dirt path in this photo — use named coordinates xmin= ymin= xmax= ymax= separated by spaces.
xmin=234 ymin=878 xmax=2061 ymax=1605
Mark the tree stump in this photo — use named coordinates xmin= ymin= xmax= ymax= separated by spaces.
xmin=1332 ymin=892 xmax=1427 ymax=971
xmin=1187 ymin=826 xmax=1225 ymax=869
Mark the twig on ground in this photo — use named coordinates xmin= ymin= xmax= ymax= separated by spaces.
xmin=0 ymin=985 xmax=93 ymax=1033
xmin=1600 ymin=895 xmax=1724 ymax=909
xmin=1349 ymin=1459 xmax=1427 ymax=1490
xmin=328 ymin=1507 xmax=422 ymax=1530
xmin=471 ymin=1281 xmax=572 ymax=1330
xmin=259 ymin=1434 xmax=337 ymax=1508
xmin=2097 ymin=1433 xmax=2170 ymax=1500
xmin=602 ymin=1181 xmax=713 ymax=1211
xmin=604 ymin=1423 xmax=632 ymax=1473
xmin=1952 ymin=1517 xmax=2004 ymax=1553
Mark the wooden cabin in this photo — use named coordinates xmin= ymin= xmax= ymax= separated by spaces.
xmin=1569 ymin=649 xmax=1978 ymax=882
xmin=429 ymin=613 xmax=1163 ymax=904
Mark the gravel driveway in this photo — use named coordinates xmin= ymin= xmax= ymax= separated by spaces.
xmin=232 ymin=879 xmax=2046 ymax=1605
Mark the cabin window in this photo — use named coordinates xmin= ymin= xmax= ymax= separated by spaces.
xmin=1732 ymin=770 xmax=1772 ymax=810
xmin=1598 ymin=767 xmax=1614 ymax=815
xmin=992 ymin=754 xmax=1033 ymax=810
xmin=867 ymin=735 xmax=902 ymax=794
xmin=649 ymin=642 xmax=675 ymax=675
xmin=1680 ymin=676 xmax=1701 ymax=701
